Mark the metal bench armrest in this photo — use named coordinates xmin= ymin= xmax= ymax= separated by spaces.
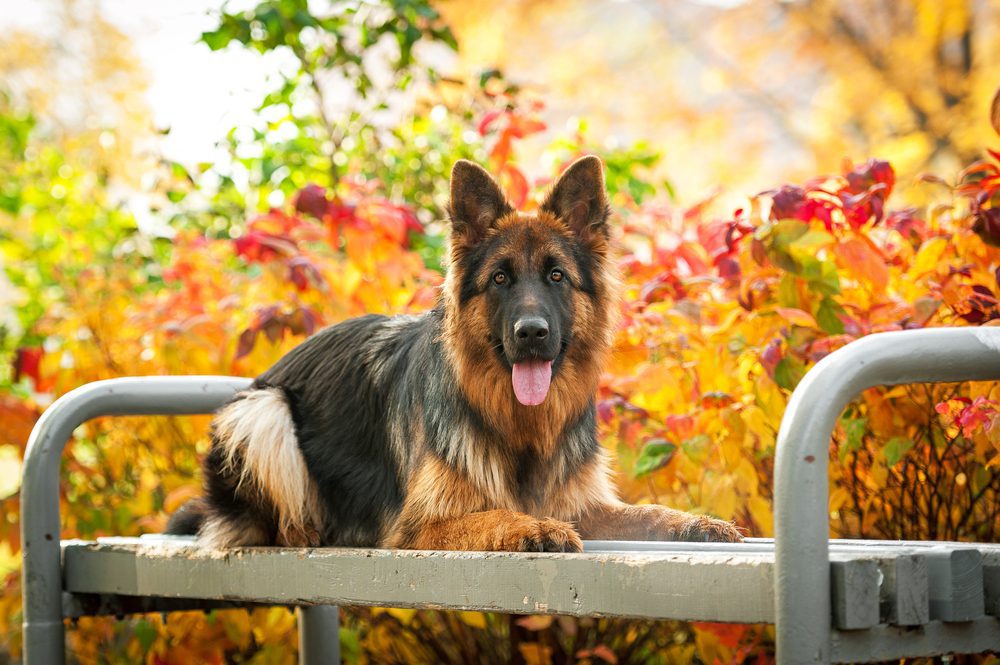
xmin=775 ymin=327 xmax=1000 ymax=662
xmin=20 ymin=376 xmax=249 ymax=665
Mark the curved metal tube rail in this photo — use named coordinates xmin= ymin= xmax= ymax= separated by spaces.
xmin=21 ymin=376 xmax=250 ymax=664
xmin=775 ymin=327 xmax=1000 ymax=662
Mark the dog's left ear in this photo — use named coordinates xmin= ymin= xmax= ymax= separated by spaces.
xmin=540 ymin=155 xmax=610 ymax=244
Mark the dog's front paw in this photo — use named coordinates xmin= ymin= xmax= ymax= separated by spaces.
xmin=678 ymin=515 xmax=744 ymax=543
xmin=638 ymin=505 xmax=744 ymax=543
xmin=500 ymin=516 xmax=583 ymax=553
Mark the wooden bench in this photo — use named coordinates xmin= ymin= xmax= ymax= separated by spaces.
xmin=21 ymin=328 xmax=1000 ymax=663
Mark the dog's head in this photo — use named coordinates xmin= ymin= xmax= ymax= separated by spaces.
xmin=443 ymin=156 xmax=617 ymax=411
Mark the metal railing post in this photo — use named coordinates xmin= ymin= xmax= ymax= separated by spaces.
xmin=298 ymin=605 xmax=341 ymax=664
xmin=774 ymin=327 xmax=1000 ymax=663
xmin=20 ymin=376 xmax=248 ymax=664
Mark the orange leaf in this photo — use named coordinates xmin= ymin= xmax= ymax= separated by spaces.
xmin=164 ymin=485 xmax=201 ymax=513
xmin=834 ymin=235 xmax=888 ymax=291
xmin=693 ymin=621 xmax=748 ymax=648
xmin=774 ymin=307 xmax=817 ymax=328
xmin=515 ymin=615 xmax=554 ymax=631
xmin=500 ymin=164 xmax=530 ymax=208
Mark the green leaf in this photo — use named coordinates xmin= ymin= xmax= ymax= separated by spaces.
xmin=200 ymin=28 xmax=232 ymax=51
xmin=680 ymin=433 xmax=712 ymax=465
xmin=633 ymin=438 xmax=677 ymax=478
xmin=777 ymin=273 xmax=800 ymax=308
xmin=771 ymin=219 xmax=809 ymax=247
xmin=774 ymin=357 xmax=806 ymax=391
xmin=789 ymin=228 xmax=834 ymax=252
xmin=883 ymin=437 xmax=914 ymax=467
xmin=815 ymin=260 xmax=841 ymax=295
xmin=815 ymin=297 xmax=845 ymax=334
xmin=838 ymin=416 xmax=866 ymax=461
xmin=134 ymin=619 xmax=157 ymax=651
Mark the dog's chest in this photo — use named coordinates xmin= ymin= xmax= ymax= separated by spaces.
xmin=512 ymin=447 xmax=547 ymax=507
xmin=510 ymin=444 xmax=576 ymax=516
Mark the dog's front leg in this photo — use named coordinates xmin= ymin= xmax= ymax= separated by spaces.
xmin=386 ymin=509 xmax=583 ymax=552
xmin=576 ymin=502 xmax=742 ymax=543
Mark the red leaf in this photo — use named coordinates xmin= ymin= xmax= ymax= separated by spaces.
xmin=769 ymin=185 xmax=806 ymax=221
xmin=886 ymin=208 xmax=926 ymax=242
xmin=294 ymin=184 xmax=330 ymax=219
xmin=845 ymin=159 xmax=895 ymax=199
xmin=664 ymin=414 xmax=696 ymax=440
xmin=233 ymin=232 xmax=298 ymax=263
xmin=261 ymin=316 xmax=284 ymax=344
xmin=286 ymin=307 xmax=320 ymax=337
xmin=286 ymin=257 xmax=325 ymax=292
xmin=14 ymin=347 xmax=43 ymax=385
xmin=760 ymin=339 xmax=782 ymax=380
xmin=796 ymin=199 xmax=835 ymax=231
xmin=506 ymin=113 xmax=546 ymax=139
xmin=477 ymin=110 xmax=502 ymax=136
xmin=973 ymin=208 xmax=1000 ymax=247
xmin=235 ymin=329 xmax=257 ymax=359
xmin=716 ymin=256 xmax=741 ymax=283
xmin=701 ymin=391 xmax=735 ymax=409
xmin=596 ymin=398 xmax=617 ymax=424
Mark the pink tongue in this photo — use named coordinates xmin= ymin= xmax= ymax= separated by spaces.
xmin=511 ymin=360 xmax=553 ymax=406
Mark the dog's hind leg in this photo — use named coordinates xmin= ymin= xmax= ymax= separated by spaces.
xmin=199 ymin=387 xmax=326 ymax=548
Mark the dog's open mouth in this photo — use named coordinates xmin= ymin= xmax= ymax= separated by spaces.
xmin=511 ymin=359 xmax=553 ymax=406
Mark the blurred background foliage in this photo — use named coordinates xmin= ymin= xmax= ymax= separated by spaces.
xmin=1 ymin=0 xmax=1000 ymax=662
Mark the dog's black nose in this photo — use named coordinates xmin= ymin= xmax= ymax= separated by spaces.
xmin=515 ymin=317 xmax=549 ymax=340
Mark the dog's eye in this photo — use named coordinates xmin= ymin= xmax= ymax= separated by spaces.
xmin=492 ymin=271 xmax=507 ymax=285
xmin=550 ymin=268 xmax=564 ymax=283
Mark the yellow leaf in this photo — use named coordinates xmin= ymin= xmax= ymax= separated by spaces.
xmin=748 ymin=495 xmax=773 ymax=536
xmin=458 ymin=611 xmax=487 ymax=629
xmin=912 ymin=237 xmax=948 ymax=276
xmin=387 ymin=608 xmax=416 ymax=625
xmin=706 ymin=480 xmax=737 ymax=520
xmin=753 ymin=375 xmax=786 ymax=431
xmin=991 ymin=86 xmax=1000 ymax=137
xmin=829 ymin=487 xmax=850 ymax=512
xmin=518 ymin=642 xmax=553 ymax=665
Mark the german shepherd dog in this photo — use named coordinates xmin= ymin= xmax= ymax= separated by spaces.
xmin=168 ymin=156 xmax=742 ymax=551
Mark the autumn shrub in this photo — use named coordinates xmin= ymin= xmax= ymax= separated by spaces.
xmin=4 ymin=1 xmax=1000 ymax=662
xmin=2 ymin=103 xmax=999 ymax=663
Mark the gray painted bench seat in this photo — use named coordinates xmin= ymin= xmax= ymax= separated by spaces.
xmin=21 ymin=328 xmax=1000 ymax=663
xmin=58 ymin=535 xmax=1000 ymax=662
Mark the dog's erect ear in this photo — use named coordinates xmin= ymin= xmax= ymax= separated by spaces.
xmin=540 ymin=155 xmax=609 ymax=242
xmin=449 ymin=160 xmax=512 ymax=248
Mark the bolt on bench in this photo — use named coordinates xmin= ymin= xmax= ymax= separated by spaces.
xmin=21 ymin=328 xmax=1000 ymax=663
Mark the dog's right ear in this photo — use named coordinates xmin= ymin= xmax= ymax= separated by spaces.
xmin=449 ymin=160 xmax=512 ymax=248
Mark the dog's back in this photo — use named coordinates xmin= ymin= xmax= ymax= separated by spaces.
xmin=170 ymin=312 xmax=442 ymax=548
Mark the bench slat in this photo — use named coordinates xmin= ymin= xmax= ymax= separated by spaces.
xmin=65 ymin=539 xmax=779 ymax=623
